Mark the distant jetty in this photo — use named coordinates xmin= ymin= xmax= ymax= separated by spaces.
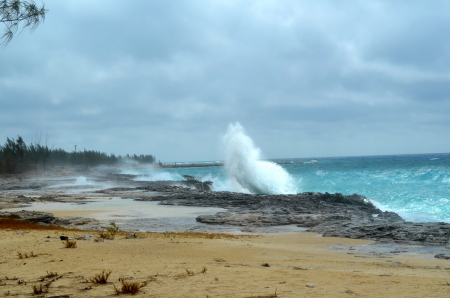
xmin=276 ymin=161 xmax=306 ymax=165
xmin=158 ymin=161 xmax=306 ymax=168
xmin=158 ymin=163 xmax=224 ymax=168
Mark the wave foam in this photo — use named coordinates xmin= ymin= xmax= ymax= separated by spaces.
xmin=223 ymin=122 xmax=297 ymax=194
xmin=134 ymin=172 xmax=182 ymax=181
xmin=74 ymin=176 xmax=93 ymax=185
xmin=121 ymin=168 xmax=183 ymax=181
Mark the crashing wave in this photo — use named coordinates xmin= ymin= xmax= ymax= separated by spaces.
xmin=223 ymin=122 xmax=297 ymax=194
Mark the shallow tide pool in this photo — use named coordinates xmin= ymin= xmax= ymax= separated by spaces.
xmin=7 ymin=198 xmax=233 ymax=232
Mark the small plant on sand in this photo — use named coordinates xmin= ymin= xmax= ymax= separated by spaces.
xmin=113 ymin=280 xmax=148 ymax=295
xmin=185 ymin=269 xmax=194 ymax=276
xmin=31 ymin=283 xmax=48 ymax=295
xmin=63 ymin=240 xmax=77 ymax=248
xmin=99 ymin=222 xmax=120 ymax=240
xmin=17 ymin=251 xmax=37 ymax=258
xmin=89 ymin=270 xmax=112 ymax=284
xmin=175 ymin=267 xmax=207 ymax=278
xmin=44 ymin=271 xmax=58 ymax=278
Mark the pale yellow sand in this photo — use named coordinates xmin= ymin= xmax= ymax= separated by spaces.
xmin=1 ymin=228 xmax=450 ymax=297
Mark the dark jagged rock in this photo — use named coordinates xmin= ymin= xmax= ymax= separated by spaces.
xmin=0 ymin=210 xmax=97 ymax=227
xmin=196 ymin=212 xmax=352 ymax=227
xmin=435 ymin=253 xmax=450 ymax=260
xmin=0 ymin=183 xmax=46 ymax=190
xmin=0 ymin=210 xmax=56 ymax=224
xmin=181 ymin=175 xmax=213 ymax=191
xmin=2 ymin=174 xmax=449 ymax=246
xmin=133 ymin=185 xmax=450 ymax=246
xmin=308 ymin=221 xmax=450 ymax=245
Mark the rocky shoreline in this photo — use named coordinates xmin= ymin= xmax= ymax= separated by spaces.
xmin=1 ymin=170 xmax=450 ymax=248
xmin=135 ymin=185 xmax=450 ymax=246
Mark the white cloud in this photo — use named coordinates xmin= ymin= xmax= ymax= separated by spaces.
xmin=0 ymin=0 xmax=449 ymax=160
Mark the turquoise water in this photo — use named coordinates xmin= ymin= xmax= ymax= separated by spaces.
xmin=123 ymin=153 xmax=450 ymax=223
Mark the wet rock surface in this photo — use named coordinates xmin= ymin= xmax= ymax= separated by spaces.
xmin=309 ymin=221 xmax=450 ymax=246
xmin=135 ymin=185 xmax=450 ymax=246
xmin=1 ymin=170 xmax=450 ymax=246
xmin=0 ymin=210 xmax=100 ymax=229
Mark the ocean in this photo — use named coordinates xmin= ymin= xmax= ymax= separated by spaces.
xmin=119 ymin=123 xmax=450 ymax=224
xmin=123 ymin=153 xmax=450 ymax=224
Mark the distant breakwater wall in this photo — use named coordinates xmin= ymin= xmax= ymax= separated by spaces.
xmin=158 ymin=163 xmax=224 ymax=168
xmin=158 ymin=161 xmax=304 ymax=169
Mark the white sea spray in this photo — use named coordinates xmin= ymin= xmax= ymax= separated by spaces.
xmin=74 ymin=176 xmax=93 ymax=185
xmin=222 ymin=122 xmax=297 ymax=194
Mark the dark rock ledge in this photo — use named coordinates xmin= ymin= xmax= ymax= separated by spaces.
xmin=2 ymin=176 xmax=449 ymax=247
xmin=134 ymin=184 xmax=450 ymax=246
xmin=0 ymin=210 xmax=100 ymax=229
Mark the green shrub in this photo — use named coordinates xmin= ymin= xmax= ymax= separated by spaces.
xmin=99 ymin=222 xmax=119 ymax=240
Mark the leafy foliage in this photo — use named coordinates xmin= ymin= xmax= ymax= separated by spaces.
xmin=0 ymin=0 xmax=47 ymax=46
xmin=0 ymin=135 xmax=156 ymax=174
xmin=99 ymin=222 xmax=120 ymax=240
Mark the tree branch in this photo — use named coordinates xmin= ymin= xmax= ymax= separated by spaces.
xmin=0 ymin=0 xmax=47 ymax=46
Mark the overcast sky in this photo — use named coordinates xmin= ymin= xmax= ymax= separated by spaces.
xmin=1 ymin=0 xmax=449 ymax=162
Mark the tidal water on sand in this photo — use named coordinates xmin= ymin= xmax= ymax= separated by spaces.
xmin=126 ymin=152 xmax=450 ymax=223
xmin=9 ymin=198 xmax=240 ymax=232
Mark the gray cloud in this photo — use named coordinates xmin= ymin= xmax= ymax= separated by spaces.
xmin=1 ymin=0 xmax=449 ymax=161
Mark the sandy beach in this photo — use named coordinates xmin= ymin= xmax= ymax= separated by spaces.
xmin=1 ymin=172 xmax=450 ymax=297
xmin=1 ymin=0 xmax=449 ymax=296
xmin=1 ymin=225 xmax=450 ymax=297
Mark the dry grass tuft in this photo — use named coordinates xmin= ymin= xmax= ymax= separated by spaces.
xmin=63 ymin=240 xmax=77 ymax=248
xmin=113 ymin=280 xmax=148 ymax=295
xmin=44 ymin=271 xmax=58 ymax=278
xmin=175 ymin=267 xmax=207 ymax=279
xmin=17 ymin=251 xmax=37 ymax=259
xmin=185 ymin=269 xmax=194 ymax=276
xmin=89 ymin=270 xmax=112 ymax=284
xmin=31 ymin=283 xmax=47 ymax=295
